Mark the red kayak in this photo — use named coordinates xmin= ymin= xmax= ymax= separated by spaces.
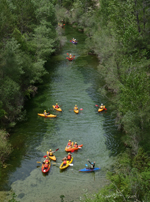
xmin=66 ymin=56 xmax=75 ymax=61
xmin=65 ymin=144 xmax=83 ymax=152
xmin=41 ymin=161 xmax=51 ymax=173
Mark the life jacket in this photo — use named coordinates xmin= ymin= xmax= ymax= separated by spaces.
xmin=55 ymin=105 xmax=59 ymax=108
xmin=63 ymin=160 xmax=67 ymax=165
xmin=74 ymin=144 xmax=78 ymax=148
xmin=67 ymin=155 xmax=71 ymax=160
xmin=74 ymin=107 xmax=78 ymax=110
xmin=49 ymin=152 xmax=53 ymax=156
xmin=67 ymin=142 xmax=72 ymax=146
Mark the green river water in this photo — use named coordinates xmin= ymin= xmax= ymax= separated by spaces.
xmin=0 ymin=25 xmax=124 ymax=202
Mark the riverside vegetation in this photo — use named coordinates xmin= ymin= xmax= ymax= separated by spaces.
xmin=0 ymin=0 xmax=150 ymax=201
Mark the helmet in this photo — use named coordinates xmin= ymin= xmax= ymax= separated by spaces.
xmin=49 ymin=149 xmax=52 ymax=151
xmin=75 ymin=104 xmax=77 ymax=106
xmin=101 ymin=103 xmax=103 ymax=105
xmin=75 ymin=142 xmax=77 ymax=144
xmin=56 ymin=103 xmax=58 ymax=105
xmin=44 ymin=110 xmax=46 ymax=112
xmin=46 ymin=157 xmax=48 ymax=159
xmin=69 ymin=140 xmax=71 ymax=142
xmin=68 ymin=153 xmax=70 ymax=155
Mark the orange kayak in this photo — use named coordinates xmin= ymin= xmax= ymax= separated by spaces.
xmin=47 ymin=151 xmax=56 ymax=161
xmin=65 ymin=144 xmax=83 ymax=152
xmin=41 ymin=161 xmax=51 ymax=173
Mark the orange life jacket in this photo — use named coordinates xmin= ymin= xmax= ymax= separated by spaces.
xmin=67 ymin=155 xmax=71 ymax=160
xmin=63 ymin=160 xmax=67 ymax=165
xmin=74 ymin=144 xmax=78 ymax=148
xmin=67 ymin=142 xmax=72 ymax=146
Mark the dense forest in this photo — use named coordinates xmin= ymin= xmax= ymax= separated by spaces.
xmin=0 ymin=0 xmax=150 ymax=201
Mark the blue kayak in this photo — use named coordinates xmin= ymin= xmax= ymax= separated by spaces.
xmin=79 ymin=167 xmax=101 ymax=172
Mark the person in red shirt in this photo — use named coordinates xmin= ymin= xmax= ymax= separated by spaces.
xmin=62 ymin=157 xmax=67 ymax=166
xmin=67 ymin=153 xmax=72 ymax=161
xmin=67 ymin=140 xmax=72 ymax=147
xmin=55 ymin=103 xmax=59 ymax=108
xmin=74 ymin=142 xmax=78 ymax=148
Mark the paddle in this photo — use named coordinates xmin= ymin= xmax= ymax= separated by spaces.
xmin=37 ymin=161 xmax=42 ymax=164
xmin=43 ymin=148 xmax=59 ymax=158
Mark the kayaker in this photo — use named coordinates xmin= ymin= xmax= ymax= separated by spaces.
xmin=67 ymin=153 xmax=72 ymax=161
xmin=69 ymin=53 xmax=72 ymax=59
xmin=44 ymin=110 xmax=47 ymax=115
xmin=74 ymin=142 xmax=78 ymax=148
xmin=74 ymin=104 xmax=78 ymax=110
xmin=87 ymin=159 xmax=95 ymax=169
xmin=100 ymin=103 xmax=105 ymax=109
xmin=44 ymin=162 xmax=49 ymax=170
xmin=55 ymin=103 xmax=59 ymax=108
xmin=62 ymin=157 xmax=67 ymax=166
xmin=67 ymin=140 xmax=72 ymax=146
xmin=43 ymin=157 xmax=49 ymax=164
xmin=48 ymin=149 xmax=54 ymax=156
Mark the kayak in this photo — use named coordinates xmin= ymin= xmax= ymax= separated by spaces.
xmin=65 ymin=144 xmax=83 ymax=152
xmin=41 ymin=161 xmax=51 ymax=173
xmin=71 ymin=40 xmax=77 ymax=44
xmin=59 ymin=156 xmax=73 ymax=170
xmin=47 ymin=151 xmax=56 ymax=161
xmin=98 ymin=108 xmax=106 ymax=112
xmin=67 ymin=57 xmax=75 ymax=61
xmin=38 ymin=113 xmax=57 ymax=118
xmin=79 ymin=167 xmax=101 ymax=172
xmin=52 ymin=105 xmax=62 ymax=112
xmin=74 ymin=109 xmax=79 ymax=114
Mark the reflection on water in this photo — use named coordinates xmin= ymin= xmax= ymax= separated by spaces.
xmin=1 ymin=25 xmax=124 ymax=202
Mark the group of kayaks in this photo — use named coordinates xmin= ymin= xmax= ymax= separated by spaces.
xmin=41 ymin=141 xmax=100 ymax=173
xmin=38 ymin=104 xmax=106 ymax=118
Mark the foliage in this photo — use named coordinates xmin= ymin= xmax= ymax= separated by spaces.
xmin=0 ymin=130 xmax=12 ymax=163
xmin=8 ymin=193 xmax=20 ymax=202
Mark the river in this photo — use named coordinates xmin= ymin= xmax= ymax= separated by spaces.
xmin=0 ymin=25 xmax=123 ymax=202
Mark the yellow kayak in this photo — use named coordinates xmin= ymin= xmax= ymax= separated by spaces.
xmin=59 ymin=157 xmax=73 ymax=170
xmin=74 ymin=109 xmax=79 ymax=114
xmin=52 ymin=105 xmax=62 ymax=112
xmin=38 ymin=113 xmax=57 ymax=118
xmin=47 ymin=151 xmax=56 ymax=161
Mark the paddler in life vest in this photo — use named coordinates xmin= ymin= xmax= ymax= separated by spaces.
xmin=48 ymin=149 xmax=54 ymax=156
xmin=74 ymin=104 xmax=78 ymax=110
xmin=62 ymin=157 xmax=67 ymax=166
xmin=74 ymin=142 xmax=78 ymax=148
xmin=55 ymin=103 xmax=59 ymax=108
xmin=67 ymin=140 xmax=72 ymax=147
xmin=87 ymin=159 xmax=95 ymax=169
xmin=67 ymin=153 xmax=72 ymax=161
xmin=99 ymin=103 xmax=105 ymax=109
xmin=69 ymin=53 xmax=72 ymax=59
xmin=44 ymin=110 xmax=47 ymax=115
xmin=43 ymin=157 xmax=49 ymax=164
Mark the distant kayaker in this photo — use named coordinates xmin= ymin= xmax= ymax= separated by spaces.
xmin=99 ymin=103 xmax=105 ymax=109
xmin=44 ymin=110 xmax=47 ymax=115
xmin=87 ymin=159 xmax=95 ymax=169
xmin=55 ymin=103 xmax=59 ymax=108
xmin=74 ymin=104 xmax=78 ymax=110
xmin=67 ymin=140 xmax=72 ymax=146
xmin=74 ymin=142 xmax=78 ymax=148
xmin=69 ymin=53 xmax=72 ymax=59
xmin=48 ymin=149 xmax=54 ymax=156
